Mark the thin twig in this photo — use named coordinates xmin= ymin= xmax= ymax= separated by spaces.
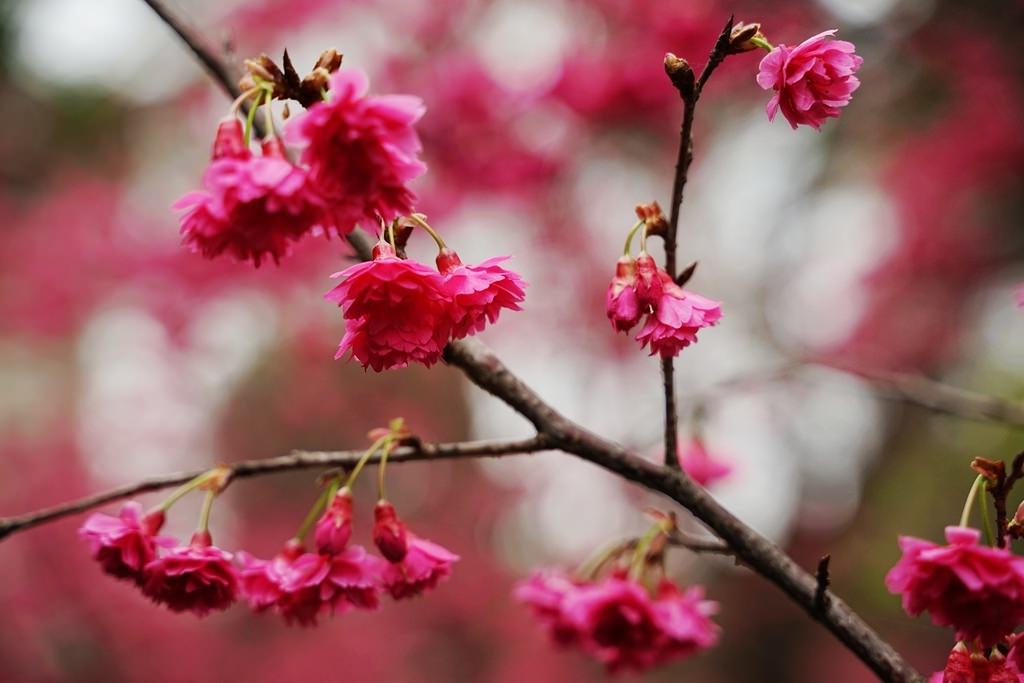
xmin=660 ymin=16 xmax=735 ymax=470
xmin=0 ymin=435 xmax=551 ymax=541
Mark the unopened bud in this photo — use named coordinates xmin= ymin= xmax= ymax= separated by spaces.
xmin=435 ymin=248 xmax=463 ymax=274
xmin=970 ymin=457 xmax=1005 ymax=482
xmin=373 ymin=500 xmax=409 ymax=563
xmin=211 ymin=118 xmax=247 ymax=160
xmin=314 ymin=48 xmax=343 ymax=73
xmin=727 ymin=21 xmax=765 ymax=54
xmin=314 ymin=488 xmax=354 ymax=555
xmin=664 ymin=53 xmax=695 ymax=100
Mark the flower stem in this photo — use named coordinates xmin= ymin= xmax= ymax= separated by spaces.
xmin=978 ymin=479 xmax=996 ymax=546
xmin=344 ymin=435 xmax=390 ymax=490
xmin=960 ymin=474 xmax=986 ymax=528
xmin=628 ymin=524 xmax=661 ymax=580
xmin=378 ymin=441 xmax=393 ymax=501
xmin=622 ymin=220 xmax=645 ymax=257
xmin=198 ymin=490 xmax=216 ymax=532
xmin=157 ymin=470 xmax=213 ymax=512
xmin=750 ymin=36 xmax=774 ymax=51
xmin=294 ymin=482 xmax=334 ymax=542
xmin=262 ymin=88 xmax=277 ymax=139
xmin=407 ymin=213 xmax=447 ymax=250
xmin=243 ymin=86 xmax=262 ymax=147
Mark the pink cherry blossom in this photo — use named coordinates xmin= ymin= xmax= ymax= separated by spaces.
xmin=606 ymin=256 xmax=642 ymax=333
xmin=514 ymin=571 xmax=584 ymax=646
xmin=756 ymin=30 xmax=862 ymax=130
xmin=286 ymin=68 xmax=426 ymax=231
xmin=324 ymin=241 xmax=451 ymax=370
xmin=78 ymin=502 xmax=173 ymax=582
xmin=238 ymin=544 xmax=384 ymax=625
xmin=381 ymin=535 xmax=460 ymax=600
xmin=633 ymin=253 xmax=663 ymax=307
xmin=677 ymin=440 xmax=733 ymax=487
xmin=314 ymin=488 xmax=353 ymax=555
xmin=635 ymin=284 xmax=722 ymax=358
xmin=517 ymin=571 xmax=718 ymax=673
xmin=141 ymin=531 xmax=239 ymax=616
xmin=436 ymin=249 xmax=526 ymax=339
xmin=885 ymin=526 xmax=1024 ymax=647
xmin=174 ymin=135 xmax=331 ymax=267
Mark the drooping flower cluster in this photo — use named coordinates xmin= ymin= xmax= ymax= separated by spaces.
xmin=326 ymin=235 xmax=526 ymax=371
xmin=606 ymin=252 xmax=721 ymax=357
xmin=79 ymin=501 xmax=239 ymax=616
xmin=886 ymin=526 xmax=1024 ymax=648
xmin=237 ymin=492 xmax=459 ymax=624
xmin=175 ymin=64 xmax=425 ymax=267
xmin=756 ymin=29 xmax=862 ymax=130
xmin=516 ymin=514 xmax=719 ymax=673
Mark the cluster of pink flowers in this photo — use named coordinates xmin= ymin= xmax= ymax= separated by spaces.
xmin=79 ymin=493 xmax=458 ymax=622
xmin=756 ymin=30 xmax=862 ymax=130
xmin=238 ymin=494 xmax=457 ymax=624
xmin=79 ymin=503 xmax=238 ymax=616
xmin=516 ymin=570 xmax=719 ymax=673
xmin=326 ymin=238 xmax=526 ymax=371
xmin=175 ymin=69 xmax=425 ymax=266
xmin=606 ymin=253 xmax=722 ymax=357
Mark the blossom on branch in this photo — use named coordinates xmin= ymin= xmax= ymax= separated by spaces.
xmin=141 ymin=530 xmax=239 ymax=616
xmin=756 ymin=30 xmax=862 ymax=130
xmin=286 ymin=68 xmax=426 ymax=231
xmin=78 ymin=502 xmax=173 ymax=583
xmin=437 ymin=250 xmax=527 ymax=339
xmin=635 ymin=284 xmax=723 ymax=358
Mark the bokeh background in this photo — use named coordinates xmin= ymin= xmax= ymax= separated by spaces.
xmin=1 ymin=0 xmax=1022 ymax=680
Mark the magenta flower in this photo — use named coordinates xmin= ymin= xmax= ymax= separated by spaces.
xmin=756 ymin=30 xmax=862 ymax=130
xmin=517 ymin=571 xmax=718 ymax=673
xmin=885 ymin=526 xmax=1024 ymax=647
xmin=78 ymin=502 xmax=173 ymax=583
xmin=635 ymin=284 xmax=722 ymax=358
xmin=314 ymin=488 xmax=353 ymax=555
xmin=437 ymin=249 xmax=527 ymax=340
xmin=931 ymin=643 xmax=1019 ymax=683
xmin=325 ymin=241 xmax=451 ymax=370
xmin=372 ymin=499 xmax=410 ymax=563
xmin=514 ymin=571 xmax=584 ymax=646
xmin=174 ymin=134 xmax=331 ymax=267
xmin=142 ymin=531 xmax=238 ymax=616
xmin=606 ymin=256 xmax=642 ymax=333
xmin=381 ymin=536 xmax=460 ymax=600
xmin=677 ymin=440 xmax=733 ymax=487
xmin=632 ymin=253 xmax=663 ymax=308
xmin=286 ymin=68 xmax=426 ymax=231
xmin=238 ymin=544 xmax=384 ymax=625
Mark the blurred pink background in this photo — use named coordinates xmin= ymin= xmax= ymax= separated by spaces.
xmin=1 ymin=0 xmax=1022 ymax=680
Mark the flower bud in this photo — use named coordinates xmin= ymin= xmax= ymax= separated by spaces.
xmin=435 ymin=248 xmax=463 ymax=274
xmin=727 ymin=21 xmax=765 ymax=54
xmin=190 ymin=529 xmax=213 ymax=547
xmin=634 ymin=253 xmax=663 ymax=307
xmin=373 ymin=500 xmax=409 ymax=562
xmin=664 ymin=53 xmax=695 ymax=100
xmin=211 ymin=118 xmax=248 ymax=160
xmin=314 ymin=48 xmax=343 ymax=73
xmin=141 ymin=509 xmax=166 ymax=536
xmin=314 ymin=487 xmax=354 ymax=555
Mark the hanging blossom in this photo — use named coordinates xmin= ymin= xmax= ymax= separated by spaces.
xmin=436 ymin=249 xmax=527 ymax=339
xmin=325 ymin=240 xmax=451 ymax=371
xmin=286 ymin=68 xmax=426 ymax=231
xmin=78 ymin=502 xmax=174 ymax=583
xmin=141 ymin=530 xmax=239 ymax=616
xmin=516 ymin=570 xmax=719 ymax=673
xmin=677 ymin=440 xmax=733 ymax=487
xmin=314 ymin=488 xmax=354 ymax=555
xmin=756 ymin=30 xmax=862 ymax=130
xmin=885 ymin=526 xmax=1024 ymax=647
xmin=174 ymin=120 xmax=333 ymax=266
xmin=373 ymin=500 xmax=459 ymax=599
xmin=606 ymin=253 xmax=721 ymax=357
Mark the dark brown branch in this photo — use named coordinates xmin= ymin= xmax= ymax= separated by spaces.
xmin=668 ymin=531 xmax=733 ymax=556
xmin=0 ymin=435 xmax=551 ymax=541
xmin=445 ymin=338 xmax=921 ymax=682
xmin=984 ymin=451 xmax=1024 ymax=548
xmin=659 ymin=17 xmax=735 ymax=470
